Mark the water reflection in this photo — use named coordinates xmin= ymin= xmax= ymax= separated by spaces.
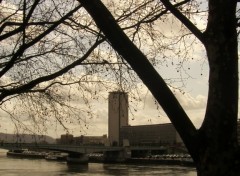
xmin=103 ymin=164 xmax=130 ymax=175
xmin=0 ymin=149 xmax=196 ymax=176
xmin=66 ymin=163 xmax=89 ymax=173
xmin=103 ymin=164 xmax=196 ymax=176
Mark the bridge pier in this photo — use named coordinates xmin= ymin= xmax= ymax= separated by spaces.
xmin=67 ymin=152 xmax=89 ymax=164
xmin=103 ymin=148 xmax=131 ymax=163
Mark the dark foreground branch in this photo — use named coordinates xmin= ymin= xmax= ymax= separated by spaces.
xmin=78 ymin=0 xmax=199 ymax=160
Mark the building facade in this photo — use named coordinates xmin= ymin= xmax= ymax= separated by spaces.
xmin=74 ymin=135 xmax=108 ymax=145
xmin=58 ymin=134 xmax=74 ymax=144
xmin=108 ymin=92 xmax=183 ymax=147
xmin=108 ymin=92 xmax=128 ymax=146
xmin=120 ymin=123 xmax=183 ymax=146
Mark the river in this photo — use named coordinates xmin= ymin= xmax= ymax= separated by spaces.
xmin=0 ymin=149 xmax=197 ymax=176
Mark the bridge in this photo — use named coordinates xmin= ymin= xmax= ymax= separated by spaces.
xmin=0 ymin=143 xmax=167 ymax=163
xmin=0 ymin=143 xmax=123 ymax=154
xmin=0 ymin=143 xmax=167 ymax=154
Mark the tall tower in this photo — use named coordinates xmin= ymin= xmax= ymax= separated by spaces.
xmin=108 ymin=92 xmax=128 ymax=146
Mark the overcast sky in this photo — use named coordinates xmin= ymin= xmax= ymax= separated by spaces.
xmin=0 ymin=0 xmax=239 ymax=139
xmin=0 ymin=58 xmax=210 ymax=138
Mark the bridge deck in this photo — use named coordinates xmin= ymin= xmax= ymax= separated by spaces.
xmin=0 ymin=143 xmax=167 ymax=154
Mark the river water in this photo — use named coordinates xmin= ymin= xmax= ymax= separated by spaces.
xmin=0 ymin=149 xmax=197 ymax=176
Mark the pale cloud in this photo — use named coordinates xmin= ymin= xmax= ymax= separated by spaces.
xmin=0 ymin=75 xmax=13 ymax=86
xmin=87 ymin=109 xmax=109 ymax=136
xmin=135 ymin=85 xmax=207 ymax=111
xmin=126 ymin=85 xmax=207 ymax=129
xmin=0 ymin=1 xmax=21 ymax=19
xmin=174 ymin=90 xmax=207 ymax=110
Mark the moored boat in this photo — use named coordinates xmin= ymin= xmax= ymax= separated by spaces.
xmin=45 ymin=152 xmax=67 ymax=161
xmin=7 ymin=149 xmax=46 ymax=159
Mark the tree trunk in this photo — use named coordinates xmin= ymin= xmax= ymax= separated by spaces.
xmin=196 ymin=149 xmax=240 ymax=176
xmin=196 ymin=0 xmax=240 ymax=175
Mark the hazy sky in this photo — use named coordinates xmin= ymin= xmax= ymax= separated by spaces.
xmin=0 ymin=58 xmax=210 ymax=138
xmin=0 ymin=0 xmax=239 ymax=139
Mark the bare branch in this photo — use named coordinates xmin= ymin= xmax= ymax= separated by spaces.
xmin=160 ymin=0 xmax=205 ymax=43
xmin=0 ymin=4 xmax=83 ymax=78
xmin=0 ymin=37 xmax=105 ymax=101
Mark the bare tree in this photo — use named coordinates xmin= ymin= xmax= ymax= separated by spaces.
xmin=1 ymin=0 xmax=239 ymax=175
xmin=0 ymin=0 xmax=111 ymax=134
xmin=0 ymin=1 xmax=179 ymax=134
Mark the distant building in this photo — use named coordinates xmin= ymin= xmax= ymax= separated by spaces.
xmin=107 ymin=91 xmax=183 ymax=147
xmin=108 ymin=92 xmax=128 ymax=146
xmin=74 ymin=135 xmax=108 ymax=145
xmin=56 ymin=92 xmax=185 ymax=148
xmin=58 ymin=134 xmax=74 ymax=144
xmin=120 ymin=123 xmax=183 ymax=146
xmin=0 ymin=133 xmax=55 ymax=144
xmin=57 ymin=134 xmax=108 ymax=146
